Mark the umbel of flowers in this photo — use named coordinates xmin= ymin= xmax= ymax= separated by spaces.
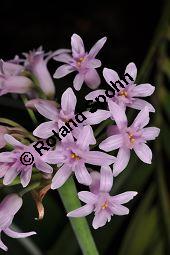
xmin=0 ymin=33 xmax=160 ymax=251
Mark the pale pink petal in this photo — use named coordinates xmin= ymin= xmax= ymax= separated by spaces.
xmin=100 ymin=165 xmax=113 ymax=192
xmin=88 ymin=37 xmax=107 ymax=58
xmin=90 ymin=171 xmax=100 ymax=194
xmin=85 ymin=90 xmax=106 ymax=101
xmin=142 ymin=127 xmax=160 ymax=140
xmin=76 ymin=125 xmax=96 ymax=149
xmin=25 ymin=99 xmax=57 ymax=110
xmin=84 ymin=110 xmax=111 ymax=125
xmin=78 ymin=191 xmax=97 ymax=204
xmin=20 ymin=168 xmax=32 ymax=187
xmin=113 ymin=148 xmax=130 ymax=177
xmin=92 ymin=211 xmax=108 ymax=229
xmin=43 ymin=150 xmax=65 ymax=164
xmin=33 ymin=121 xmax=56 ymax=139
xmin=107 ymin=125 xmax=120 ymax=136
xmin=3 ymin=166 xmax=19 ymax=185
xmin=111 ymin=191 xmax=138 ymax=204
xmin=0 ymin=152 xmax=17 ymax=163
xmin=53 ymin=64 xmax=75 ymax=78
xmin=4 ymin=227 xmax=36 ymax=238
xmin=53 ymin=53 xmax=73 ymax=64
xmin=110 ymin=204 xmax=129 ymax=215
xmin=51 ymin=164 xmax=72 ymax=189
xmin=99 ymin=134 xmax=123 ymax=152
xmin=71 ymin=34 xmax=85 ymax=58
xmin=129 ymin=98 xmax=155 ymax=112
xmin=0 ymin=239 xmax=8 ymax=251
xmin=84 ymin=69 xmax=101 ymax=89
xmin=74 ymin=164 xmax=92 ymax=185
xmin=131 ymin=83 xmax=155 ymax=97
xmin=3 ymin=76 xmax=32 ymax=94
xmin=124 ymin=62 xmax=137 ymax=81
xmin=4 ymin=134 xmax=23 ymax=147
xmin=86 ymin=59 xmax=101 ymax=68
xmin=0 ymin=194 xmax=22 ymax=216
xmin=35 ymin=101 xmax=58 ymax=120
xmin=35 ymin=159 xmax=53 ymax=173
xmin=133 ymin=143 xmax=152 ymax=164
xmin=0 ymin=165 xmax=9 ymax=178
xmin=73 ymin=73 xmax=84 ymax=91
xmin=67 ymin=204 xmax=94 ymax=217
xmin=83 ymin=151 xmax=115 ymax=166
xmin=103 ymin=68 xmax=120 ymax=87
xmin=132 ymin=107 xmax=150 ymax=129
xmin=61 ymin=87 xmax=77 ymax=115
xmin=108 ymin=101 xmax=127 ymax=129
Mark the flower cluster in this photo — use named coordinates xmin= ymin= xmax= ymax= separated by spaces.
xmin=0 ymin=33 xmax=160 ymax=251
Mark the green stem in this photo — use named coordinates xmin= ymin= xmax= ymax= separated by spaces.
xmin=21 ymin=96 xmax=38 ymax=126
xmin=58 ymin=177 xmax=99 ymax=255
xmin=19 ymin=182 xmax=41 ymax=196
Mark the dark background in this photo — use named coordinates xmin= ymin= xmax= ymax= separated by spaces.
xmin=0 ymin=0 xmax=166 ymax=255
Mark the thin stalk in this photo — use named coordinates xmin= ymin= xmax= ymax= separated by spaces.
xmin=58 ymin=177 xmax=99 ymax=255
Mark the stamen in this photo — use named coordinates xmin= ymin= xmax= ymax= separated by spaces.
xmin=119 ymin=90 xmax=128 ymax=97
xmin=77 ymin=57 xmax=85 ymax=67
xmin=70 ymin=153 xmax=80 ymax=160
xmin=128 ymin=133 xmax=135 ymax=144
xmin=101 ymin=200 xmax=109 ymax=210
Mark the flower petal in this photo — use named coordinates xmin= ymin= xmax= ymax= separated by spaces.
xmin=110 ymin=204 xmax=129 ymax=215
xmin=35 ymin=100 xmax=58 ymax=120
xmin=103 ymin=68 xmax=120 ymax=87
xmin=83 ymin=151 xmax=115 ymax=166
xmin=51 ymin=164 xmax=72 ymax=189
xmin=84 ymin=110 xmax=111 ymax=125
xmin=35 ymin=159 xmax=53 ymax=173
xmin=0 ymin=194 xmax=22 ymax=216
xmin=129 ymin=98 xmax=155 ymax=112
xmin=67 ymin=204 xmax=94 ymax=217
xmin=71 ymin=34 xmax=85 ymax=58
xmin=78 ymin=191 xmax=97 ymax=204
xmin=111 ymin=191 xmax=138 ymax=204
xmin=73 ymin=73 xmax=84 ymax=91
xmin=3 ymin=165 xmax=19 ymax=185
xmin=74 ymin=164 xmax=92 ymax=186
xmin=142 ymin=127 xmax=160 ymax=140
xmin=108 ymin=101 xmax=127 ymax=129
xmin=4 ymin=227 xmax=36 ymax=238
xmin=43 ymin=150 xmax=65 ymax=164
xmin=53 ymin=64 xmax=75 ymax=78
xmin=85 ymin=90 xmax=107 ymax=101
xmin=100 ymin=165 xmax=113 ymax=192
xmin=88 ymin=37 xmax=107 ymax=58
xmin=53 ymin=53 xmax=73 ymax=64
xmin=133 ymin=143 xmax=152 ymax=164
xmin=33 ymin=121 xmax=56 ymax=139
xmin=84 ymin=69 xmax=101 ymax=89
xmin=113 ymin=147 xmax=130 ymax=177
xmin=131 ymin=83 xmax=155 ymax=97
xmin=132 ymin=107 xmax=150 ymax=129
xmin=99 ymin=134 xmax=123 ymax=152
xmin=92 ymin=211 xmax=108 ymax=229
xmin=90 ymin=171 xmax=100 ymax=194
xmin=20 ymin=167 xmax=32 ymax=187
xmin=86 ymin=59 xmax=101 ymax=68
xmin=61 ymin=87 xmax=77 ymax=115
xmin=76 ymin=125 xmax=96 ymax=149
xmin=0 ymin=238 xmax=8 ymax=251
xmin=4 ymin=134 xmax=23 ymax=148
xmin=124 ymin=62 xmax=137 ymax=81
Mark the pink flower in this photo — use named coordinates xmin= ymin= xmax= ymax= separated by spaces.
xmin=67 ymin=166 xmax=137 ymax=229
xmin=85 ymin=62 xmax=155 ymax=112
xmin=0 ymin=135 xmax=53 ymax=187
xmin=43 ymin=125 xmax=115 ymax=188
xmin=33 ymin=87 xmax=110 ymax=139
xmin=0 ymin=193 xmax=36 ymax=251
xmin=99 ymin=102 xmax=160 ymax=176
xmin=0 ymin=60 xmax=32 ymax=96
xmin=53 ymin=34 xmax=107 ymax=91
xmin=23 ymin=47 xmax=57 ymax=98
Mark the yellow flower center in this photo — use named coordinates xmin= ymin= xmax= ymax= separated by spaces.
xmin=128 ymin=133 xmax=135 ymax=144
xmin=119 ymin=90 xmax=128 ymax=97
xmin=101 ymin=200 xmax=109 ymax=210
xmin=77 ymin=57 xmax=85 ymax=67
xmin=70 ymin=153 xmax=80 ymax=160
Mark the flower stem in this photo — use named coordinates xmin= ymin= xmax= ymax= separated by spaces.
xmin=58 ymin=177 xmax=99 ymax=255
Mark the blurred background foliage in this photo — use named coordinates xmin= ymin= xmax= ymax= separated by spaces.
xmin=0 ymin=0 xmax=170 ymax=254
